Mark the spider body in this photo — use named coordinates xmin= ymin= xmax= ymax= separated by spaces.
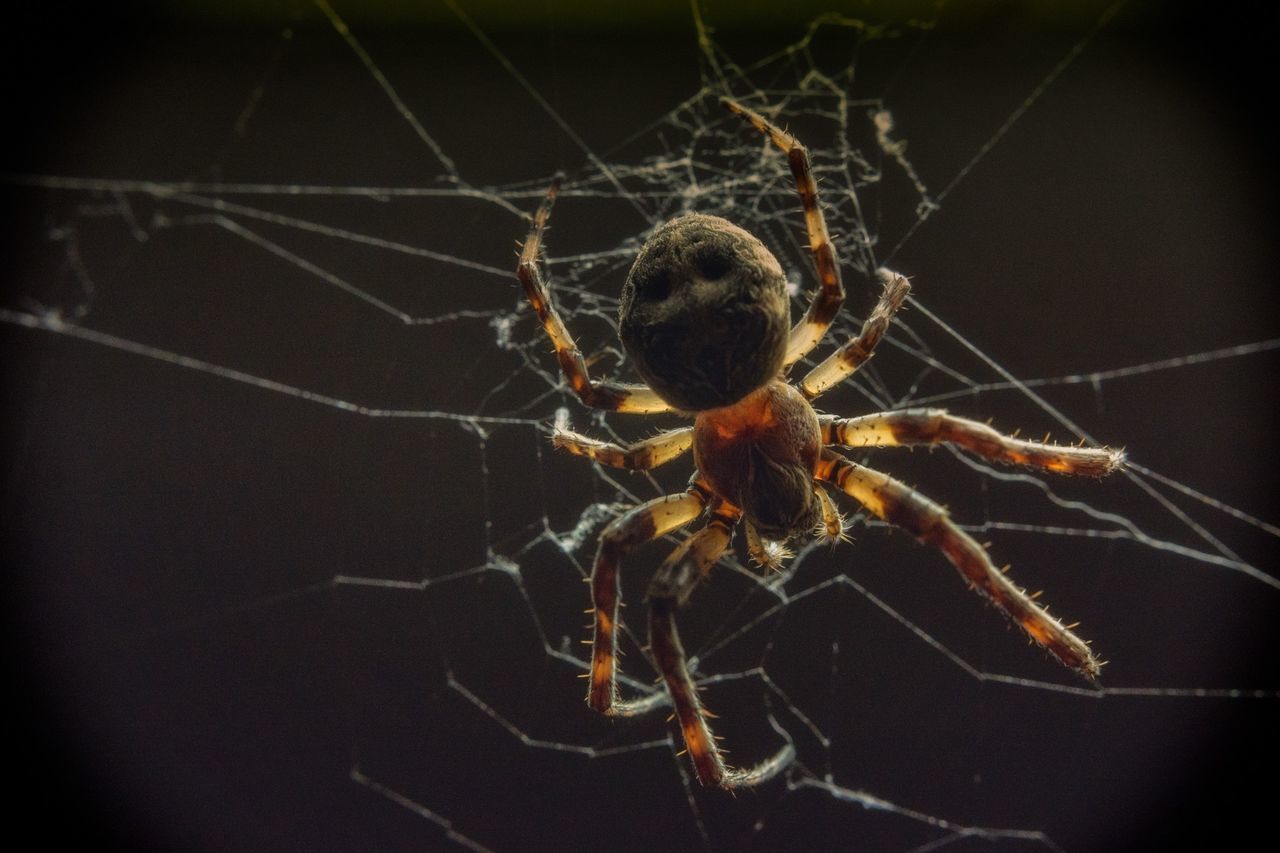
xmin=619 ymin=213 xmax=789 ymax=411
xmin=516 ymin=98 xmax=1123 ymax=789
xmin=693 ymin=380 xmax=822 ymax=540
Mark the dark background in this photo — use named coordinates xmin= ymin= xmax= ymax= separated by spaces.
xmin=4 ymin=1 xmax=1277 ymax=851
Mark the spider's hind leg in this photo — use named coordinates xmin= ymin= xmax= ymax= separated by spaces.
xmin=587 ymin=486 xmax=709 ymax=714
xmin=646 ymin=504 xmax=795 ymax=788
xmin=816 ymin=448 xmax=1102 ymax=678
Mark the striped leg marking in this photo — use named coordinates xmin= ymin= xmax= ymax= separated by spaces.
xmin=816 ymin=449 xmax=1101 ymax=678
xmin=821 ymin=408 xmax=1125 ymax=477
xmin=587 ymin=486 xmax=709 ymax=714
xmin=554 ymin=426 xmax=694 ymax=471
xmin=517 ymin=179 xmax=670 ymax=413
xmin=801 ymin=268 xmax=911 ymax=399
xmin=646 ymin=506 xmax=795 ymax=788
xmin=723 ymin=98 xmax=845 ymax=366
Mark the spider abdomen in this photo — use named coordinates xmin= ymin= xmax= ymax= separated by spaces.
xmin=693 ymin=381 xmax=822 ymax=539
xmin=619 ymin=214 xmax=790 ymax=412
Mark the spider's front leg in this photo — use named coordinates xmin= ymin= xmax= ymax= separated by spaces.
xmin=646 ymin=504 xmax=795 ymax=788
xmin=816 ymin=448 xmax=1102 ymax=677
xmin=517 ymin=180 xmax=669 ymax=414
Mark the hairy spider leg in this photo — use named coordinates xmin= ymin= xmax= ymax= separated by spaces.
xmin=816 ymin=449 xmax=1102 ymax=678
xmin=645 ymin=505 xmax=736 ymax=784
xmin=588 ymin=485 xmax=712 ymax=713
xmin=813 ymin=485 xmax=845 ymax=541
xmin=820 ymin=409 xmax=1125 ymax=477
xmin=553 ymin=426 xmax=694 ymax=470
xmin=744 ymin=520 xmax=793 ymax=570
xmin=723 ymin=98 xmax=845 ymax=367
xmin=800 ymin=268 xmax=913 ymax=399
xmin=646 ymin=503 xmax=795 ymax=788
xmin=517 ymin=179 xmax=670 ymax=414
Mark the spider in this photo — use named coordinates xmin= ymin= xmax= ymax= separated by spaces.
xmin=515 ymin=98 xmax=1124 ymax=789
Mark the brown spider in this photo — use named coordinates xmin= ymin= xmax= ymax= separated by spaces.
xmin=515 ymin=98 xmax=1124 ymax=789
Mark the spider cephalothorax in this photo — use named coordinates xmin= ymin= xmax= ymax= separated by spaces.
xmin=619 ymin=213 xmax=789 ymax=411
xmin=515 ymin=98 xmax=1124 ymax=789
xmin=694 ymin=381 xmax=822 ymax=541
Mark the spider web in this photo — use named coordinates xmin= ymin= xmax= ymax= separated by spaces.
xmin=4 ymin=1 xmax=1277 ymax=850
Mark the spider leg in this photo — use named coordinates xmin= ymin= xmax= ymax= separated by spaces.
xmin=744 ymin=521 xmax=793 ymax=570
xmin=646 ymin=504 xmax=794 ymax=788
xmin=517 ymin=179 xmax=670 ymax=413
xmin=723 ymin=98 xmax=845 ymax=367
xmin=554 ymin=425 xmax=694 ymax=470
xmin=820 ymin=409 xmax=1125 ymax=477
xmin=800 ymin=269 xmax=912 ymax=400
xmin=816 ymin=448 xmax=1101 ymax=678
xmin=588 ymin=483 xmax=712 ymax=714
xmin=813 ymin=484 xmax=846 ymax=543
